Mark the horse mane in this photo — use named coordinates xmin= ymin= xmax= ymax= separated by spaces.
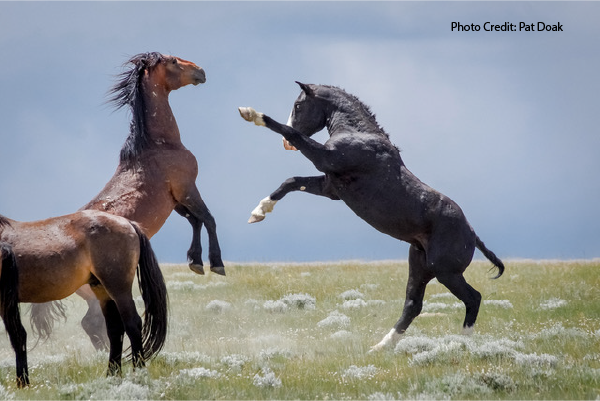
xmin=107 ymin=52 xmax=164 ymax=166
xmin=316 ymin=85 xmax=390 ymax=140
xmin=0 ymin=214 xmax=10 ymax=229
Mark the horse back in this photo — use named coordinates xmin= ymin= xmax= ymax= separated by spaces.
xmin=0 ymin=211 xmax=138 ymax=303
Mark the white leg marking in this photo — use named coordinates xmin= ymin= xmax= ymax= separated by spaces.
xmin=248 ymin=197 xmax=278 ymax=224
xmin=462 ymin=325 xmax=475 ymax=336
xmin=369 ymin=328 xmax=401 ymax=353
xmin=238 ymin=107 xmax=265 ymax=126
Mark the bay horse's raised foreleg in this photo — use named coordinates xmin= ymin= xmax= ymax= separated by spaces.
xmin=238 ymin=108 xmax=334 ymax=173
xmin=175 ymin=204 xmax=205 ymax=275
xmin=175 ymin=189 xmax=225 ymax=275
xmin=370 ymin=245 xmax=434 ymax=352
xmin=249 ymin=175 xmax=339 ymax=223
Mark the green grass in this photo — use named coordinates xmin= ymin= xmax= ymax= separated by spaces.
xmin=1 ymin=259 xmax=599 ymax=399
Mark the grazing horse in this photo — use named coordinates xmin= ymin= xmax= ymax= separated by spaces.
xmin=238 ymin=82 xmax=505 ymax=351
xmin=31 ymin=52 xmax=224 ymax=350
xmin=0 ymin=211 xmax=168 ymax=387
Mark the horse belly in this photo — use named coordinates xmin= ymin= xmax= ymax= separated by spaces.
xmin=15 ymin=249 xmax=92 ymax=303
xmin=333 ymin=174 xmax=427 ymax=244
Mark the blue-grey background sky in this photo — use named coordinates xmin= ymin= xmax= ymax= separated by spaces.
xmin=0 ymin=2 xmax=598 ymax=264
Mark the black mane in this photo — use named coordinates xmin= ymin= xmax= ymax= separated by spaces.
xmin=317 ymin=85 xmax=390 ymax=139
xmin=107 ymin=52 xmax=164 ymax=166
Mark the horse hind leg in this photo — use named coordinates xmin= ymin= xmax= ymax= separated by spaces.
xmin=77 ymin=283 xmax=109 ymax=351
xmin=435 ymin=272 xmax=481 ymax=334
xmin=112 ymin=296 xmax=145 ymax=369
xmin=370 ymin=245 xmax=434 ymax=352
xmin=97 ymin=298 xmax=126 ymax=376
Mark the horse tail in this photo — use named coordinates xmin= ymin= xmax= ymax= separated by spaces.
xmin=29 ymin=301 xmax=67 ymax=341
xmin=1 ymin=243 xmax=29 ymax=386
xmin=475 ymin=236 xmax=505 ymax=279
xmin=1 ymin=243 xmax=23 ymax=333
xmin=132 ymin=224 xmax=168 ymax=361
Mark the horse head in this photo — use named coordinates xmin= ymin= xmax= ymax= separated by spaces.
xmin=281 ymin=82 xmax=328 ymax=151
xmin=152 ymin=55 xmax=206 ymax=92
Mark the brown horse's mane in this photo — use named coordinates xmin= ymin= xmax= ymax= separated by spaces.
xmin=107 ymin=52 xmax=164 ymax=166
xmin=0 ymin=214 xmax=10 ymax=229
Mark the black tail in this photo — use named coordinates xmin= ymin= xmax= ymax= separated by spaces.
xmin=132 ymin=224 xmax=168 ymax=360
xmin=475 ymin=236 xmax=505 ymax=279
xmin=1 ymin=243 xmax=29 ymax=386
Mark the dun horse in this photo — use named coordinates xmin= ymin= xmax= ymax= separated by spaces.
xmin=0 ymin=211 xmax=168 ymax=387
xmin=239 ymin=82 xmax=505 ymax=351
xmin=31 ymin=52 xmax=224 ymax=350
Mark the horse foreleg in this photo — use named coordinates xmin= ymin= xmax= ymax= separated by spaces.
xmin=175 ymin=205 xmax=205 ymax=275
xmin=176 ymin=189 xmax=225 ymax=276
xmin=370 ymin=245 xmax=434 ymax=353
xmin=249 ymin=175 xmax=339 ymax=223
xmin=239 ymin=108 xmax=332 ymax=172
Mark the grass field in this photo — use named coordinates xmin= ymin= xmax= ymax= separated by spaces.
xmin=0 ymin=259 xmax=599 ymax=400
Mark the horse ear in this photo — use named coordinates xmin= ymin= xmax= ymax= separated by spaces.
xmin=295 ymin=81 xmax=314 ymax=96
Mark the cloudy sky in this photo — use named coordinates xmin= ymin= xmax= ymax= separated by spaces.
xmin=0 ymin=2 xmax=598 ymax=264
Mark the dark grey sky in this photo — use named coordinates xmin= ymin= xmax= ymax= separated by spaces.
xmin=1 ymin=2 xmax=598 ymax=263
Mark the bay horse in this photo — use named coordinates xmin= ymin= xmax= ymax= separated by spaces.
xmin=0 ymin=211 xmax=168 ymax=387
xmin=238 ymin=82 xmax=505 ymax=351
xmin=31 ymin=52 xmax=224 ymax=350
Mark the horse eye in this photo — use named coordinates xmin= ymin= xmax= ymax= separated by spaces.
xmin=171 ymin=58 xmax=177 ymax=65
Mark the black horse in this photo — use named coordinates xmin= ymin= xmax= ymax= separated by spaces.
xmin=239 ymin=82 xmax=505 ymax=351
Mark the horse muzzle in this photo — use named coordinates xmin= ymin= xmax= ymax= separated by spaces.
xmin=192 ymin=68 xmax=206 ymax=85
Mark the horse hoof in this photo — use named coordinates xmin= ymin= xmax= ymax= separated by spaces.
xmin=211 ymin=265 xmax=226 ymax=276
xmin=238 ymin=107 xmax=265 ymax=126
xmin=238 ymin=107 xmax=254 ymax=121
xmin=189 ymin=263 xmax=205 ymax=275
xmin=248 ymin=213 xmax=265 ymax=224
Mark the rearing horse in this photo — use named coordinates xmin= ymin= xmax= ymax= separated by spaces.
xmin=239 ymin=82 xmax=505 ymax=352
xmin=31 ymin=52 xmax=224 ymax=350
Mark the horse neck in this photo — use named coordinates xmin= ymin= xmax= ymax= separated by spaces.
xmin=139 ymin=78 xmax=183 ymax=146
xmin=326 ymin=106 xmax=381 ymax=137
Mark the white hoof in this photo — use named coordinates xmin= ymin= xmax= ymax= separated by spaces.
xmin=462 ymin=325 xmax=474 ymax=336
xmin=248 ymin=197 xmax=277 ymax=224
xmin=238 ymin=107 xmax=265 ymax=126
xmin=369 ymin=329 xmax=401 ymax=353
